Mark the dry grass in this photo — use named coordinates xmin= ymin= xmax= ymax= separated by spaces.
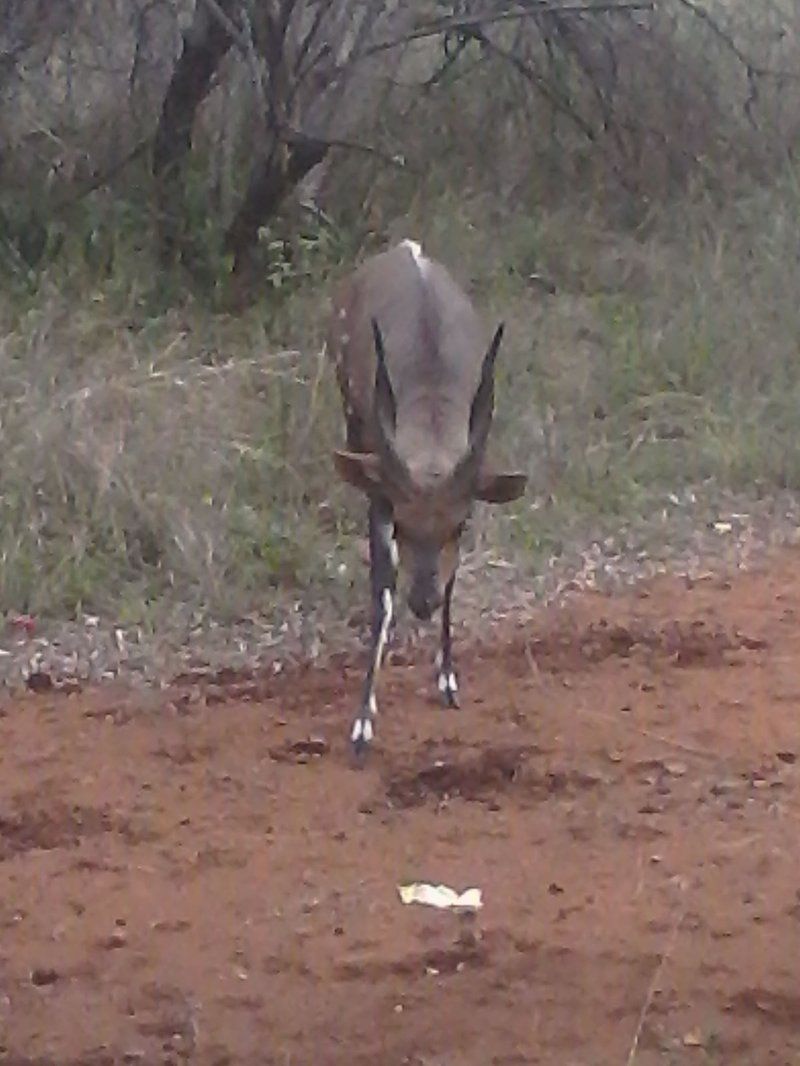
xmin=2 ymin=170 xmax=800 ymax=633
xmin=407 ymin=173 xmax=800 ymax=566
xmin=3 ymin=0 xmax=800 ymax=634
xmin=0 ymin=274 xmax=352 ymax=622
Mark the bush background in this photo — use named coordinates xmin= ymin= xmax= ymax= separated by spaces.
xmin=1 ymin=0 xmax=799 ymax=633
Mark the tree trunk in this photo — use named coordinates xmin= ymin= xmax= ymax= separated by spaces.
xmin=224 ymin=135 xmax=329 ymax=272
xmin=152 ymin=4 xmax=232 ymax=266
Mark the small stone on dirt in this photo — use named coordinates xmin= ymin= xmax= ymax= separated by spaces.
xmin=26 ymin=671 xmax=54 ymax=693
xmin=268 ymin=736 xmax=329 ymax=763
xmin=664 ymin=761 xmax=688 ymax=777
xmin=711 ymin=779 xmax=738 ymax=796
xmin=682 ymin=1029 xmax=705 ymax=1048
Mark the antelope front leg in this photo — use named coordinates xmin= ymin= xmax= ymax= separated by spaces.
xmin=350 ymin=498 xmax=397 ymax=757
xmin=435 ymin=571 xmax=460 ymax=708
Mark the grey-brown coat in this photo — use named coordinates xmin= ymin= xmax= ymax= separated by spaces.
xmin=327 ymin=239 xmax=526 ymax=756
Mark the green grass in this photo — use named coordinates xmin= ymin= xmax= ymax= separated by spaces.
xmin=2 ymin=168 xmax=800 ymax=625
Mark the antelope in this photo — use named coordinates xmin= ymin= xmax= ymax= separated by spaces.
xmin=327 ymin=239 xmax=527 ymax=757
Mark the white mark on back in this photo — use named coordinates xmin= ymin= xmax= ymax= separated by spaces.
xmin=401 ymin=238 xmax=428 ymax=276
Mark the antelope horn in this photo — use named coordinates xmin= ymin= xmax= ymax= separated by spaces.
xmin=452 ymin=322 xmax=505 ymax=489
xmin=371 ymin=318 xmax=412 ymax=490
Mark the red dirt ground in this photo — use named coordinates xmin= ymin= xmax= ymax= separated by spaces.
xmin=3 ymin=551 xmax=800 ymax=1065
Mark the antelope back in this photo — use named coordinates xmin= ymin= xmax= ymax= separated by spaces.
xmin=328 ymin=239 xmax=526 ymax=523
xmin=327 ymin=240 xmax=488 ymax=467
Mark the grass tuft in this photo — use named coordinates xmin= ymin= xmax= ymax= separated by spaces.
xmin=2 ymin=172 xmax=800 ymax=626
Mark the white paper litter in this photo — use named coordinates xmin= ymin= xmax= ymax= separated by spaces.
xmin=397 ymin=882 xmax=483 ymax=911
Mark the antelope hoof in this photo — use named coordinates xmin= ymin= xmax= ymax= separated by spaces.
xmin=350 ymin=712 xmax=375 ymax=762
xmin=437 ymin=669 xmax=460 ymax=709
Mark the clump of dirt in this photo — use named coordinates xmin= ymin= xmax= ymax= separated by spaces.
xmin=384 ymin=746 xmax=531 ymax=808
xmin=383 ymin=745 xmax=603 ymax=809
xmin=338 ymin=940 xmax=490 ymax=980
xmin=268 ymin=736 xmax=330 ymax=763
xmin=4 ymin=551 xmax=800 ymax=1065
xmin=0 ymin=798 xmax=145 ymax=860
xmin=728 ymin=988 xmax=800 ymax=1027
xmin=0 ymin=1057 xmax=116 ymax=1066
xmin=523 ymin=617 xmax=766 ymax=673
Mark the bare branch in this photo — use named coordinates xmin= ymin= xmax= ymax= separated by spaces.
xmin=282 ymin=126 xmax=413 ymax=172
xmin=293 ymin=0 xmax=335 ymax=84
xmin=470 ymin=27 xmax=598 ymax=144
xmin=359 ymin=2 xmax=655 ymax=59
xmin=674 ymin=0 xmax=800 ymax=82
xmin=195 ymin=0 xmax=250 ymax=54
xmin=54 ymin=139 xmax=152 ymax=211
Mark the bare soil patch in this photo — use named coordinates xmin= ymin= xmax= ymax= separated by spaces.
xmin=3 ymin=550 xmax=800 ymax=1063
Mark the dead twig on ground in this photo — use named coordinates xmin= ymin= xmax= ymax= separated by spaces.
xmin=625 ymin=898 xmax=686 ymax=1065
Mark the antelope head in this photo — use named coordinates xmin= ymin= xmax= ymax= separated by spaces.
xmin=333 ymin=319 xmax=526 ymax=621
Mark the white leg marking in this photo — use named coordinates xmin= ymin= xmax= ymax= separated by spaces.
xmin=375 ymin=587 xmax=393 ymax=666
xmin=436 ymin=667 xmax=459 ymax=707
xmin=351 ymin=717 xmax=374 ymax=744
xmin=379 ymin=521 xmax=399 ymax=570
xmin=353 ymin=588 xmax=393 ymax=748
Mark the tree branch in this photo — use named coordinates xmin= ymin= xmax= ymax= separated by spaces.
xmin=674 ymin=0 xmax=800 ymax=81
xmin=195 ymin=0 xmax=249 ymax=54
xmin=359 ymin=2 xmax=655 ymax=59
xmin=54 ymin=139 xmax=152 ymax=211
xmin=281 ymin=127 xmax=413 ymax=172
xmin=194 ymin=0 xmax=410 ymax=173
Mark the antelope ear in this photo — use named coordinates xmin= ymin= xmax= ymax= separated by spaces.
xmin=475 ymin=470 xmax=527 ymax=504
xmin=332 ymin=450 xmax=383 ymax=493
